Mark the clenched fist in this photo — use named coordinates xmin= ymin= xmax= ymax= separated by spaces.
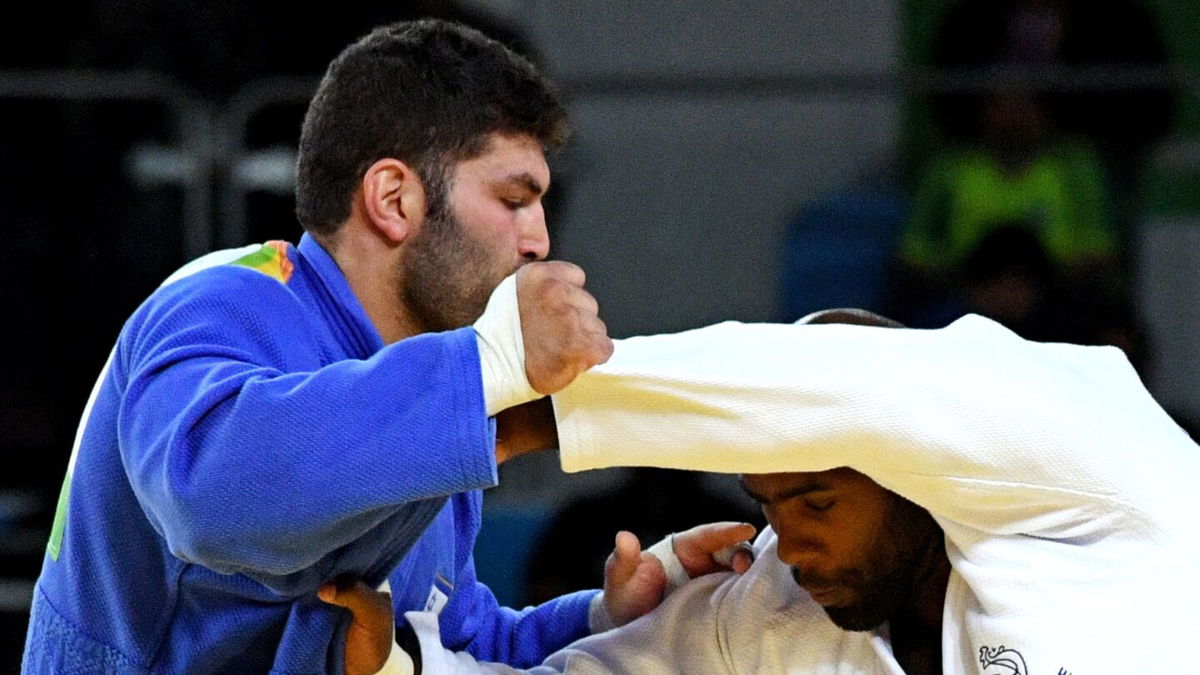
xmin=517 ymin=262 xmax=613 ymax=394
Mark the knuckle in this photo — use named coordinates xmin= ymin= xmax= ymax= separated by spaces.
xmin=544 ymin=260 xmax=570 ymax=278
xmin=549 ymin=260 xmax=585 ymax=285
xmin=521 ymin=261 xmax=547 ymax=282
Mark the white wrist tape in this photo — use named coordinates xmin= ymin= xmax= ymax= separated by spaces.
xmin=473 ymin=273 xmax=542 ymax=416
xmin=645 ymin=534 xmax=691 ymax=594
xmin=588 ymin=592 xmax=617 ymax=633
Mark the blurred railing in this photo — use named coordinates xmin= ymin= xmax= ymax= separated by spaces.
xmin=2 ymin=63 xmax=1196 ymax=259
xmin=0 ymin=69 xmax=216 ymax=258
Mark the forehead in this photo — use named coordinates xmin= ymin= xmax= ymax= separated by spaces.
xmin=741 ymin=467 xmax=884 ymax=501
xmin=452 ymin=132 xmax=550 ymax=188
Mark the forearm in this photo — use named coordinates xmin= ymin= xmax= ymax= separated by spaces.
xmin=552 ymin=316 xmax=1164 ymax=505
xmin=122 ymin=329 xmax=495 ymax=576
xmin=441 ymin=583 xmax=597 ymax=667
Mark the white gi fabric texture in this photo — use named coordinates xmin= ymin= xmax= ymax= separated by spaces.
xmin=404 ymin=530 xmax=904 ymax=674
xmin=546 ymin=315 xmax=1200 ymax=673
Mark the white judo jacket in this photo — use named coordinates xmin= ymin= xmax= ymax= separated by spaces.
xmin=407 ymin=315 xmax=1200 ymax=674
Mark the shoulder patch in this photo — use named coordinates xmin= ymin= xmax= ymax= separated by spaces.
xmin=231 ymin=241 xmax=294 ymax=283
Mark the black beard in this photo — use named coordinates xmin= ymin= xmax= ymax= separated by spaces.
xmin=796 ymin=498 xmax=942 ymax=632
xmin=400 ymin=201 xmax=511 ymax=333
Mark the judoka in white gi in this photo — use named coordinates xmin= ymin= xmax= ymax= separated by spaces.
xmin=325 ymin=306 xmax=1200 ymax=674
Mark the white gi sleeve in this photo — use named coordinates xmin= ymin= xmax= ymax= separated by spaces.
xmin=551 ymin=315 xmax=1195 ymax=537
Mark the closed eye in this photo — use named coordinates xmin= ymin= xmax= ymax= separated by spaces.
xmin=502 ymin=196 xmax=533 ymax=211
xmin=805 ymin=499 xmax=835 ymax=513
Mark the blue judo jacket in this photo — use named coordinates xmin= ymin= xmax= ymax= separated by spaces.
xmin=23 ymin=234 xmax=594 ymax=673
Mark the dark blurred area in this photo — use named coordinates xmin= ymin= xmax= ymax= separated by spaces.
xmin=891 ymin=0 xmax=1170 ymax=340
xmin=521 ymin=469 xmax=761 ymax=606
xmin=1 ymin=0 xmax=1198 ymax=669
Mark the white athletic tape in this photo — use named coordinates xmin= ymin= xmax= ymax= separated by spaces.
xmin=645 ymin=535 xmax=690 ymax=593
xmin=587 ymin=592 xmax=616 ymax=633
xmin=473 ymin=273 xmax=542 ymax=416
xmin=646 ymin=535 xmax=756 ymax=595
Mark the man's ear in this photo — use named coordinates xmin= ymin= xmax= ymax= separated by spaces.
xmin=360 ymin=158 xmax=428 ymax=244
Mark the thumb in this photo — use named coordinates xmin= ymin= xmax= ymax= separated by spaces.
xmin=606 ymin=530 xmax=643 ymax=587
xmin=318 ymin=579 xmax=392 ymax=622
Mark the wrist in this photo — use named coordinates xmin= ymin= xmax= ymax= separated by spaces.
xmin=494 ymin=399 xmax=559 ymax=463
xmin=588 ymin=591 xmax=617 ymax=633
xmin=474 ymin=273 xmax=542 ymax=416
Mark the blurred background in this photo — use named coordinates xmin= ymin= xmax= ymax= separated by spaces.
xmin=1 ymin=0 xmax=1197 ymax=667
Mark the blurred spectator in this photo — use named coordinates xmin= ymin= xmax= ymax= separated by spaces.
xmin=959 ymin=223 xmax=1065 ymax=341
xmin=928 ymin=0 xmax=1176 ymax=227
xmin=904 ymin=92 xmax=1115 ymax=271
xmin=904 ymin=220 xmax=1156 ymax=387
xmin=523 ymin=469 xmax=762 ymax=606
xmin=894 ymin=91 xmax=1118 ymax=328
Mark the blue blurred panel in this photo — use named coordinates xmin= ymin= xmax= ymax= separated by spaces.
xmin=779 ymin=186 xmax=909 ymax=320
xmin=473 ymin=504 xmax=555 ymax=608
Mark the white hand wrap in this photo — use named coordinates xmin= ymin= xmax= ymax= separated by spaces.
xmin=644 ymin=535 xmax=755 ymax=597
xmin=473 ymin=273 xmax=542 ymax=416
xmin=587 ymin=592 xmax=617 ymax=633
xmin=645 ymin=534 xmax=691 ymax=594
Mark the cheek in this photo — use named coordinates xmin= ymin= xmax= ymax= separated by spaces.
xmin=777 ymin=515 xmax=875 ymax=566
xmin=451 ymin=204 xmax=519 ymax=253
xmin=455 ymin=195 xmax=514 ymax=232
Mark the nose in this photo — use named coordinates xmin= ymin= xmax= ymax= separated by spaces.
xmin=518 ymin=202 xmax=550 ymax=261
xmin=774 ymin=530 xmax=826 ymax=570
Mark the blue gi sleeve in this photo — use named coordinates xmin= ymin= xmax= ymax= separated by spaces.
xmin=114 ymin=268 xmax=497 ymax=582
xmin=438 ymin=551 xmax=598 ymax=668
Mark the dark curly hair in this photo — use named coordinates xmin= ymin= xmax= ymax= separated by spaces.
xmin=295 ymin=19 xmax=570 ymax=235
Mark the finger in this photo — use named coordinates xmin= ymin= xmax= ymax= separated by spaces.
xmin=578 ymin=324 xmax=614 ymax=367
xmin=561 ymin=286 xmax=601 ymax=315
xmin=690 ymin=521 xmax=757 ymax=550
xmin=606 ymin=530 xmax=643 ymax=588
xmin=637 ymin=552 xmax=668 ymax=591
xmin=541 ymin=260 xmax=586 ymax=287
xmin=731 ymin=548 xmax=754 ymax=575
xmin=579 ymin=313 xmax=608 ymax=337
xmin=673 ymin=522 xmax=756 ymax=577
xmin=318 ymin=580 xmax=392 ymax=620
xmin=595 ymin=334 xmax=615 ymax=364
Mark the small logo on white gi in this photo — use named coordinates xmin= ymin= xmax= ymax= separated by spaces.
xmin=979 ymin=645 xmax=1028 ymax=675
